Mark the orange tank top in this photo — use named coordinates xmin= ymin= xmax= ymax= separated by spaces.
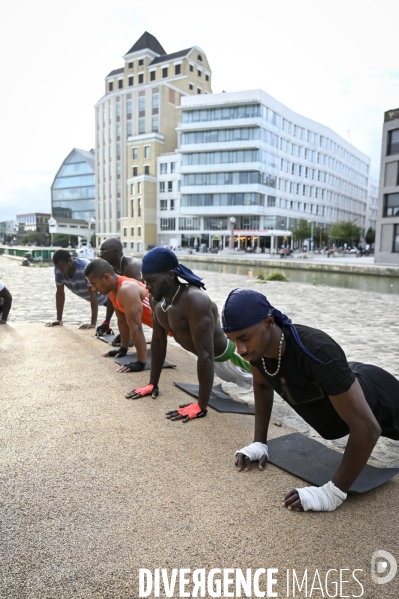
xmin=109 ymin=275 xmax=149 ymax=314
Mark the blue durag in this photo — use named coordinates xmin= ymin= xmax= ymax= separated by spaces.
xmin=141 ymin=247 xmax=205 ymax=289
xmin=221 ymin=288 xmax=327 ymax=364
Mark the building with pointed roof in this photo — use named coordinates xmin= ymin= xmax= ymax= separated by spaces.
xmin=95 ymin=32 xmax=212 ymax=250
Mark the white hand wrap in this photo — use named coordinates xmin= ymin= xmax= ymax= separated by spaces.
xmin=297 ymin=480 xmax=347 ymax=512
xmin=235 ymin=442 xmax=269 ymax=462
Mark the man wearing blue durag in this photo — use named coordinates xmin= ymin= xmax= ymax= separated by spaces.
xmin=124 ymin=247 xmax=253 ymax=420
xmin=221 ymin=288 xmax=399 ymax=513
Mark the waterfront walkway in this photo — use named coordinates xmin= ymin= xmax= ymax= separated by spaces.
xmin=1 ymin=255 xmax=398 ymax=597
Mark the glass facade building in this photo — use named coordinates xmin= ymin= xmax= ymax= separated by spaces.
xmin=51 ymin=149 xmax=95 ymax=221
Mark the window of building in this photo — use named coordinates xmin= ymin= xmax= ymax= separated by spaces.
xmin=126 ymin=121 xmax=132 ymax=136
xmin=205 ymin=74 xmax=209 ymax=82
xmin=152 ymin=117 xmax=159 ymax=132
xmin=384 ymin=193 xmax=399 ymax=216
xmin=150 ymin=70 xmax=156 ymax=81
xmin=394 ymin=224 xmax=399 ymax=252
xmin=189 ymin=83 xmax=193 ymax=91
xmin=118 ymin=79 xmax=123 ymax=89
xmin=197 ymin=54 xmax=202 ymax=62
xmin=189 ymin=64 xmax=194 ymax=72
xmin=109 ymin=81 xmax=113 ymax=92
xmin=387 ymin=129 xmax=399 ymax=156
xmin=128 ymin=62 xmax=133 ymax=69
xmin=160 ymin=163 xmax=167 ymax=174
xmin=127 ymin=99 xmax=132 ymax=119
xmin=162 ymin=67 xmax=168 ymax=78
xmin=138 ymin=59 xmax=144 ymax=66
xmin=175 ymin=64 xmax=181 ymax=75
xmin=128 ymin=76 xmax=133 ymax=86
xmin=136 ymin=182 xmax=141 ymax=194
xmin=197 ymin=88 xmax=201 ymax=94
xmin=123 ymin=227 xmax=127 ymax=237
xmin=116 ymin=143 xmax=121 ymax=160
xmin=133 ymin=147 xmax=138 ymax=160
xmin=138 ymin=198 xmax=142 ymax=217
xmin=170 ymin=199 xmax=175 ymax=210
xmin=117 ymin=162 xmax=121 ymax=179
xmin=131 ymin=227 xmax=134 ymax=236
xmin=152 ymin=92 xmax=159 ymax=114
xmin=138 ymin=73 xmax=144 ymax=84
xmin=144 ymin=146 xmax=150 ymax=159
xmin=197 ymin=69 xmax=201 ymax=77
xmin=160 ymin=199 xmax=167 ymax=210
xmin=131 ymin=199 xmax=134 ymax=217
xmin=160 ymin=218 xmax=176 ymax=230
xmin=131 ymin=183 xmax=134 ymax=194
xmin=144 ymin=165 xmax=149 ymax=175
xmin=133 ymin=167 xmax=138 ymax=177
xmin=139 ymin=119 xmax=145 ymax=134
xmin=168 ymin=181 xmax=173 ymax=192
xmin=170 ymin=162 xmax=176 ymax=173
xmin=130 ymin=241 xmax=134 ymax=249
xmin=159 ymin=181 xmax=165 ymax=192
xmin=138 ymin=226 xmax=141 ymax=237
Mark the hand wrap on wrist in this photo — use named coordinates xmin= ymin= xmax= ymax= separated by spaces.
xmin=123 ymin=360 xmax=146 ymax=372
xmin=235 ymin=441 xmax=269 ymax=462
xmin=296 ymin=480 xmax=347 ymax=512
xmin=177 ymin=402 xmax=207 ymax=420
xmin=108 ymin=347 xmax=128 ymax=357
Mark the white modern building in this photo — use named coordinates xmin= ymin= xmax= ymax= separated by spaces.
xmin=156 ymin=89 xmax=370 ymax=252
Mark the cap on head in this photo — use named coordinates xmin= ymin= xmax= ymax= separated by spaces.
xmin=141 ymin=247 xmax=178 ymax=275
xmin=221 ymin=288 xmax=273 ymax=333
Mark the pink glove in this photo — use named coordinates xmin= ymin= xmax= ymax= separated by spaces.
xmin=177 ymin=403 xmax=207 ymax=420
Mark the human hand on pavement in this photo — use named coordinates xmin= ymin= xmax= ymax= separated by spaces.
xmin=45 ymin=320 xmax=63 ymax=327
xmin=125 ymin=384 xmax=159 ymax=399
xmin=166 ymin=402 xmax=207 ymax=423
xmin=79 ymin=323 xmax=96 ymax=329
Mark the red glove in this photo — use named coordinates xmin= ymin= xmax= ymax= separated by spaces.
xmin=125 ymin=384 xmax=159 ymax=399
xmin=177 ymin=403 xmax=207 ymax=420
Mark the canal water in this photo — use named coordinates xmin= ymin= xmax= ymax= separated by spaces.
xmin=191 ymin=261 xmax=399 ymax=295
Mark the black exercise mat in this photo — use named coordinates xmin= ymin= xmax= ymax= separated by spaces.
xmin=268 ymin=433 xmax=399 ymax=493
xmin=115 ymin=348 xmax=175 ymax=371
xmin=99 ymin=334 xmax=151 ymax=345
xmin=173 ymin=382 xmax=255 ymax=415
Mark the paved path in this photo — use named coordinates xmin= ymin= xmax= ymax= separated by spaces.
xmin=1 ymin=254 xmax=399 ymax=468
xmin=1 ymin=255 xmax=399 ymax=598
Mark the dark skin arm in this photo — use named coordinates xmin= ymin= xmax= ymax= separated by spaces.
xmin=115 ymin=284 xmax=147 ymax=370
xmin=283 ymin=378 xmax=382 ymax=511
xmin=79 ymin=285 xmax=99 ymax=329
xmin=105 ymin=297 xmax=115 ymax=323
xmin=46 ymin=284 xmax=65 ymax=326
xmin=236 ymin=365 xmax=274 ymax=471
xmin=167 ymin=293 xmax=215 ymax=422
xmin=125 ymin=298 xmax=166 ymax=399
xmin=0 ymin=285 xmax=12 ymax=323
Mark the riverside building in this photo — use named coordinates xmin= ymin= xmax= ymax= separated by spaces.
xmin=51 ymin=148 xmax=95 ymax=221
xmin=375 ymin=108 xmax=399 ymax=265
xmin=157 ymin=90 xmax=370 ymax=251
xmin=95 ymin=31 xmax=212 ymax=251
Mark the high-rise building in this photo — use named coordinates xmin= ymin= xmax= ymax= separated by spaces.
xmin=51 ymin=148 xmax=95 ymax=221
xmin=366 ymin=178 xmax=379 ymax=232
xmin=375 ymin=108 xmax=399 ymax=265
xmin=95 ymin=31 xmax=212 ymax=251
xmin=156 ymin=90 xmax=370 ymax=251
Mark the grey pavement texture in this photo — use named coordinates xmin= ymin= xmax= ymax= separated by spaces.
xmin=1 ymin=255 xmax=399 ymax=598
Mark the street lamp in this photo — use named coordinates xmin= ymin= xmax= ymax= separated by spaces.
xmin=308 ymin=220 xmax=314 ymax=252
xmin=229 ymin=217 xmax=236 ymax=252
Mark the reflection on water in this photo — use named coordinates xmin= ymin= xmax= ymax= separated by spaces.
xmin=193 ymin=262 xmax=399 ymax=295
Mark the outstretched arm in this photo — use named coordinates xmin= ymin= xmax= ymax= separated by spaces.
xmin=121 ymin=287 xmax=147 ymax=364
xmin=236 ymin=366 xmax=274 ymax=472
xmin=46 ymin=284 xmax=65 ymax=327
xmin=283 ymin=378 xmax=381 ymax=511
xmin=79 ymin=285 xmax=99 ymax=329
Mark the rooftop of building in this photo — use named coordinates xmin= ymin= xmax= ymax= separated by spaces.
xmin=384 ymin=108 xmax=399 ymax=122
xmin=50 ymin=217 xmax=90 ymax=225
xmin=125 ymin=31 xmax=166 ymax=56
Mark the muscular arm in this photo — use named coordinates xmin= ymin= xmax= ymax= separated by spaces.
xmin=56 ymin=284 xmax=65 ymax=321
xmin=119 ymin=286 xmax=147 ymax=363
xmin=283 ymin=378 xmax=382 ymax=511
xmin=236 ymin=366 xmax=274 ymax=472
xmin=329 ymin=379 xmax=381 ymax=492
xmin=79 ymin=285 xmax=98 ymax=328
xmin=188 ymin=294 xmax=215 ymax=411
xmin=149 ymin=302 xmax=168 ymax=387
xmin=115 ymin=307 xmax=130 ymax=349
xmin=0 ymin=286 xmax=12 ymax=322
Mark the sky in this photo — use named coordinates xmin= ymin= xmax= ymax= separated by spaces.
xmin=1 ymin=0 xmax=398 ymax=222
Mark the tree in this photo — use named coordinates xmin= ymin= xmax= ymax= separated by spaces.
xmin=20 ymin=232 xmax=47 ymax=245
xmin=328 ymin=221 xmax=361 ymax=247
xmin=291 ymin=219 xmax=311 ymax=243
xmin=365 ymin=227 xmax=375 ymax=245
xmin=52 ymin=234 xmax=79 ymax=247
